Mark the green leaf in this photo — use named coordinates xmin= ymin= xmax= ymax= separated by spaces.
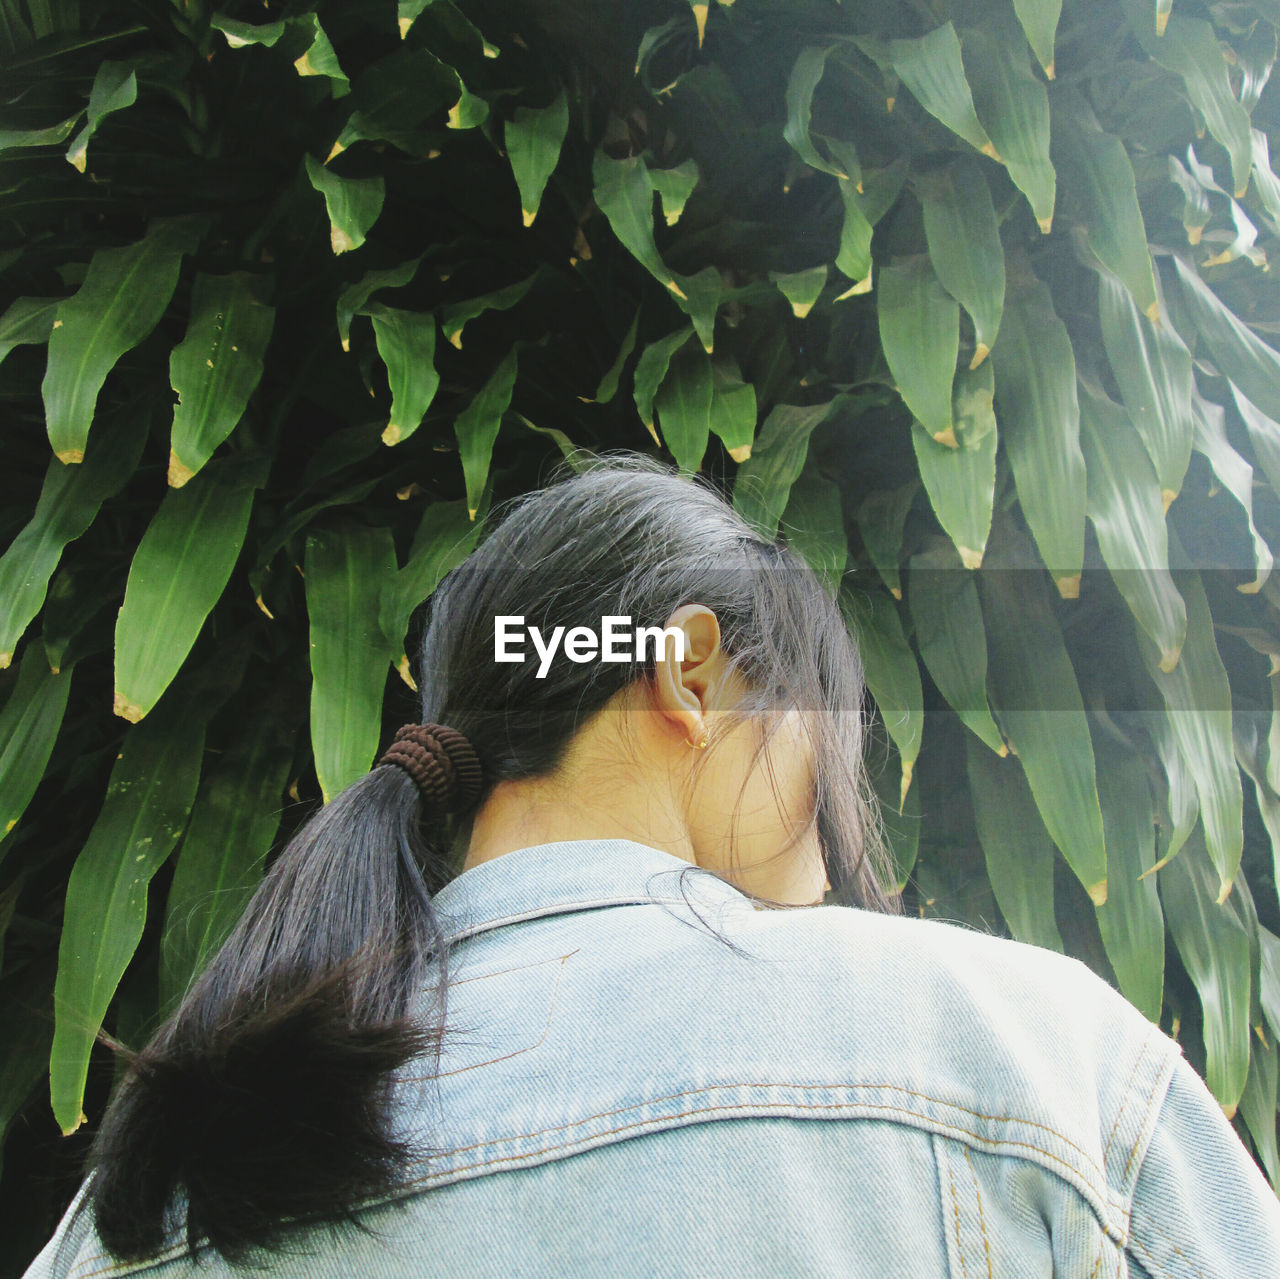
xmin=1137 ymin=559 xmax=1242 ymax=901
xmin=1190 ymin=388 xmax=1272 ymax=594
xmin=593 ymin=312 xmax=639 ymax=404
xmin=918 ymin=160 xmax=1005 ymax=367
xmin=856 ymin=479 xmax=919 ymax=600
xmin=455 ymin=346 xmax=520 ymax=518
xmin=633 ymin=326 xmax=695 ymax=442
xmin=158 ymin=711 xmax=292 ymax=1013
xmin=0 ymin=411 xmax=147 ymax=668
xmin=781 ymin=464 xmax=846 ymax=595
xmin=1240 ymin=1032 xmax=1279 ymax=1185
xmin=1168 ymin=153 xmax=1215 ymax=245
xmin=380 ymin=500 xmax=480 ymax=670
xmin=0 ymin=965 xmax=55 ymax=1181
xmin=439 ymin=270 xmax=540 ymax=348
xmin=167 ymin=272 xmax=275 ymax=487
xmin=304 ymin=154 xmax=384 ymax=255
xmin=1131 ymin=10 xmax=1253 ymax=198
xmin=990 ymin=275 xmax=1085 ymax=598
xmin=505 ymin=88 xmax=569 ymax=226
xmin=1097 ymin=269 xmax=1194 ymax=507
xmin=305 ymin=524 xmax=398 ymax=804
xmin=890 ymin=23 xmax=999 ymax=158
xmin=292 ymin=13 xmax=349 ymax=96
xmin=908 ymin=540 xmax=1005 ymax=755
xmin=0 ymin=646 xmax=71 ymax=855
xmin=1172 ymin=254 xmax=1280 ymax=424
xmin=50 ymin=704 xmax=205 ymax=1133
xmin=868 ymin=737 xmax=922 ymax=892
xmin=733 ymin=399 xmax=848 ymax=539
xmin=0 ymin=110 xmax=83 ymax=153
xmin=783 ymin=47 xmax=855 ymax=179
xmin=1078 ymin=379 xmax=1187 ymax=671
xmin=210 ymin=13 xmax=286 ymax=47
xmin=332 ymin=48 xmax=461 ymax=155
xmin=592 ymin=151 xmax=682 ymax=297
xmin=912 ymin=362 xmax=997 ymax=570
xmin=649 ymin=158 xmax=700 ymax=226
xmin=113 ymin=460 xmax=259 ymax=724
xmin=840 ymin=585 xmax=923 ymax=808
xmin=961 ymin=24 xmax=1056 ymax=232
xmin=367 ymin=304 xmax=438 ymax=446
xmin=1011 ymin=0 xmax=1061 ymax=78
xmin=1092 ymin=732 xmax=1164 ymax=1021
xmin=334 ymin=255 xmax=425 ymax=353
xmin=835 ymin=159 xmax=908 ymax=286
xmin=707 ymin=361 xmax=757 ymax=464
xmin=41 ymin=217 xmax=201 ymax=463
xmin=64 ymin=59 xmax=137 ymax=173
xmin=0 ymin=296 xmax=59 ymax=366
xmin=769 ymin=266 xmax=827 ymax=319
xmin=1250 ymin=130 xmax=1280 ymax=237
xmin=654 ymin=346 xmax=714 ymax=473
xmin=966 ymin=737 xmax=1063 ymax=951
xmin=979 ymin=527 xmax=1107 ymax=904
xmin=1051 ymin=97 xmax=1159 ymax=321
xmin=878 ymin=254 xmax=959 ymax=445
xmin=1231 ymin=385 xmax=1280 ymax=503
xmin=1160 ymin=825 xmax=1252 ymax=1116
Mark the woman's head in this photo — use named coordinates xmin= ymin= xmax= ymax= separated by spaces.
xmin=85 ymin=452 xmax=897 ymax=1267
xmin=412 ymin=453 xmax=895 ymax=912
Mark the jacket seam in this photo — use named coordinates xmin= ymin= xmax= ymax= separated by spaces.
xmin=946 ymin=1143 xmax=969 ymax=1279
xmin=1127 ymin=1200 xmax=1207 ymax=1279
xmin=961 ymin=1145 xmax=994 ymax=1279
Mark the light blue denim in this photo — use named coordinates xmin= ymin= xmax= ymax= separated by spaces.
xmin=24 ymin=838 xmax=1280 ymax=1276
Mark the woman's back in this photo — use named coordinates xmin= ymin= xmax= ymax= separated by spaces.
xmin=25 ymin=838 xmax=1278 ymax=1278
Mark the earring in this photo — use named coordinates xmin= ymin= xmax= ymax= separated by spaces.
xmin=690 ymin=730 xmax=709 ymax=750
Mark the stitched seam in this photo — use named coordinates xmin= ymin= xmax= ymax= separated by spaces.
xmin=1122 ymin=1045 xmax=1176 ymax=1184
xmin=1130 ymin=1201 xmax=1207 ymax=1279
xmin=70 ymin=1100 xmax=1111 ymax=1279
xmin=1102 ymin=1036 xmax=1149 ymax=1166
xmin=1087 ymin=1233 xmax=1107 ymax=1279
xmin=1128 ymin=1225 xmax=1187 ymax=1279
xmin=440 ymin=896 xmax=707 ymax=945
xmin=410 ymin=1080 xmax=1108 ymax=1182
xmin=962 ymin=1145 xmax=994 ymax=1279
xmin=946 ymin=1143 xmax=968 ymax=1279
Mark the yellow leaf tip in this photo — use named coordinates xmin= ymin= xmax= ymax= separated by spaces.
xmin=791 ymin=300 xmax=815 ymax=319
xmin=521 ymin=208 xmax=536 ymax=227
xmin=1044 ymin=60 xmax=1056 ymax=79
xmin=167 ymin=451 xmax=195 ymax=488
xmin=330 ymin=226 xmax=355 ymax=254
xmin=666 ymin=280 xmax=688 ymax=300
xmin=382 ymin=424 xmax=402 ymax=446
xmin=1235 ymin=185 xmax=1249 ymax=200
xmin=467 ymin=507 xmax=478 ymax=521
xmin=54 ymin=448 xmax=84 ymax=465
xmin=1188 ymin=226 xmax=1203 ymax=245
xmin=1056 ymin=573 xmax=1082 ymax=600
xmin=898 ymin=759 xmax=914 ymax=811
xmin=396 ymin=654 xmax=418 ymax=691
xmin=969 ymin=343 xmax=990 ymax=370
xmin=932 ymin=426 xmax=958 ymax=449
xmin=113 ymin=692 xmax=144 ymax=723
xmin=0 ymin=652 xmax=11 ymax=669
xmin=885 ymin=96 xmax=895 ymax=113
xmin=1216 ymin=878 xmax=1234 ymax=905
xmin=398 ymin=15 xmax=412 ymax=37
xmin=1220 ymin=1100 xmax=1237 ymax=1120
xmin=254 ymin=593 xmax=275 ymax=620
xmin=957 ymin=546 xmax=984 ymax=570
xmin=692 ymin=2 xmax=708 ymax=44
xmin=1155 ymin=10 xmax=1170 ymax=35
xmin=727 ymin=444 xmax=751 ymax=463
xmin=1037 ymin=216 xmax=1053 ymax=235
xmin=60 ymin=1109 xmax=88 ymax=1137
xmin=1161 ymin=488 xmax=1177 ymax=514
xmin=1144 ymin=301 xmax=1161 ymax=323
xmin=1158 ymin=647 xmax=1181 ymax=673
xmin=1087 ymin=879 xmax=1107 ymax=907
xmin=889 ymin=586 xmax=902 ymax=600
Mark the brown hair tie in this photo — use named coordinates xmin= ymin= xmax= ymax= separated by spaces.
xmin=378 ymin=723 xmax=483 ymax=813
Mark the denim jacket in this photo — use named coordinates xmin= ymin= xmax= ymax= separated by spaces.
xmin=24 ymin=838 xmax=1280 ymax=1277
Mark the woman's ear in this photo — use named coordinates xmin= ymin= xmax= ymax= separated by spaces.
xmin=651 ymin=604 xmax=723 ymax=747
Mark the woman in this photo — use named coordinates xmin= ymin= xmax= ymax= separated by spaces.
xmin=24 ymin=455 xmax=1280 ymax=1277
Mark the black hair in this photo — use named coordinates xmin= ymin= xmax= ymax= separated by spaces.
xmin=84 ymin=453 xmax=898 ymax=1264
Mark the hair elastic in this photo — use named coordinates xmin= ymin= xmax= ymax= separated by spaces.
xmin=378 ymin=723 xmax=483 ymax=813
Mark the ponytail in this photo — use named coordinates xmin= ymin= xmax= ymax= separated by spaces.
xmin=86 ymin=763 xmax=453 ymax=1264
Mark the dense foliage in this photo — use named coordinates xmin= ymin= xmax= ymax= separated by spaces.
xmin=3 ymin=0 xmax=1280 ymax=1264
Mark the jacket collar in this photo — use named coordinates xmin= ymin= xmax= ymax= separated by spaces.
xmin=430 ymin=838 xmax=751 ymax=945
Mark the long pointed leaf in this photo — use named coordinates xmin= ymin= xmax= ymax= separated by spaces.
xmin=113 ymin=461 xmax=259 ymax=723
xmin=1079 ymin=379 xmax=1187 ymax=670
xmin=0 ymin=647 xmax=71 ymax=856
xmin=41 ymin=217 xmax=200 ymax=463
xmin=654 ymin=346 xmax=714 ymax=473
xmin=891 ymin=23 xmax=998 ymax=158
xmin=912 ymin=363 xmax=996 ymax=570
xmin=50 ymin=706 xmax=204 ymax=1133
xmin=304 ymin=154 xmax=384 ymax=254
xmin=990 ymin=275 xmax=1086 ymax=597
xmin=367 ymin=304 xmax=438 ymax=446
xmin=455 ymin=346 xmax=520 ymax=519
xmin=305 ymin=524 xmax=398 ymax=804
xmin=167 ymin=271 xmax=275 ymax=487
xmin=505 ymin=88 xmax=568 ymax=226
